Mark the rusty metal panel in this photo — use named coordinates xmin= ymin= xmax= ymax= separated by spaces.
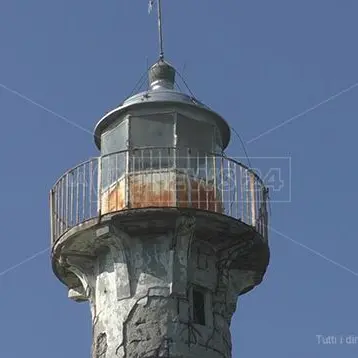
xmin=175 ymin=173 xmax=223 ymax=213
xmin=101 ymin=171 xmax=223 ymax=215
xmin=101 ymin=172 xmax=177 ymax=213
xmin=129 ymin=172 xmax=176 ymax=208
xmin=101 ymin=176 xmax=126 ymax=214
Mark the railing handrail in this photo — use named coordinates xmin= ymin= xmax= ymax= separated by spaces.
xmin=51 ymin=147 xmax=264 ymax=190
xmin=102 ymin=147 xmax=265 ymax=185
xmin=51 ymin=156 xmax=99 ymax=189
xmin=50 ymin=146 xmax=269 ymax=245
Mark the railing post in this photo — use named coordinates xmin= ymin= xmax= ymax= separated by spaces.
xmin=126 ymin=150 xmax=130 ymax=208
xmin=97 ymin=156 xmax=102 ymax=219
xmin=49 ymin=189 xmax=55 ymax=245
xmin=65 ymin=174 xmax=69 ymax=230
xmin=262 ymin=187 xmax=269 ymax=241
xmin=213 ymin=153 xmax=217 ymax=212
xmin=250 ymin=172 xmax=256 ymax=227
xmin=240 ymin=166 xmax=243 ymax=220
xmin=220 ymin=156 xmax=224 ymax=214
xmin=175 ymin=147 xmax=179 ymax=207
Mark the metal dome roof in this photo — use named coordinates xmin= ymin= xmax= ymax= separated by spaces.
xmin=94 ymin=61 xmax=231 ymax=149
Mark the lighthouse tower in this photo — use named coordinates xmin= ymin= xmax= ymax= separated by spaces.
xmin=50 ymin=4 xmax=269 ymax=358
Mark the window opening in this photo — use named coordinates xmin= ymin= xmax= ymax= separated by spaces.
xmin=193 ymin=289 xmax=206 ymax=325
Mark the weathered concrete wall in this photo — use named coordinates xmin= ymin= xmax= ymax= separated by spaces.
xmin=66 ymin=215 xmax=255 ymax=358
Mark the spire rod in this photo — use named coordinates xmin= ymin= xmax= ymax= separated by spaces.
xmin=149 ymin=0 xmax=165 ymax=60
xmin=157 ymin=0 xmax=164 ymax=59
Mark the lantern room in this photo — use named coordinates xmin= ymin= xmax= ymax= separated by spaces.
xmin=94 ymin=60 xmax=232 ymax=215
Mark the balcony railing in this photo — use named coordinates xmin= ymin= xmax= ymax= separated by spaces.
xmin=50 ymin=147 xmax=269 ymax=245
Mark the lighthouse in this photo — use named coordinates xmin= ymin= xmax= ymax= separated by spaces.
xmin=50 ymin=3 xmax=270 ymax=357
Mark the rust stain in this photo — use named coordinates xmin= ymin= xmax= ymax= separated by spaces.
xmin=101 ymin=178 xmax=126 ymax=214
xmin=176 ymin=174 xmax=223 ymax=213
xmin=129 ymin=172 xmax=176 ymax=208
xmin=101 ymin=172 xmax=223 ymax=215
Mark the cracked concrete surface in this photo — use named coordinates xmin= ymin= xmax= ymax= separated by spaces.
xmin=53 ymin=212 xmax=266 ymax=358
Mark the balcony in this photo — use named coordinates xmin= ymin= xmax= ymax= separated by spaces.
xmin=50 ymin=147 xmax=269 ymax=245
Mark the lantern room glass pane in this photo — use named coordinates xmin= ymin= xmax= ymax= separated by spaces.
xmin=129 ymin=113 xmax=174 ymax=148
xmin=101 ymin=151 xmax=127 ymax=190
xmin=176 ymin=114 xmax=214 ymax=152
xmin=101 ymin=119 xmax=128 ymax=190
xmin=214 ymin=126 xmax=223 ymax=153
xmin=129 ymin=147 xmax=175 ymax=171
xmin=101 ymin=118 xmax=128 ymax=155
xmin=176 ymin=114 xmax=215 ymax=180
xmin=129 ymin=114 xmax=175 ymax=171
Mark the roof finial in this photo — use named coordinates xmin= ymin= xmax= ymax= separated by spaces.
xmin=149 ymin=0 xmax=164 ymax=60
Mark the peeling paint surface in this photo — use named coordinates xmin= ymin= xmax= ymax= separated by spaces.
xmin=95 ymin=333 xmax=107 ymax=358
xmin=101 ymin=172 xmax=223 ymax=215
xmin=54 ymin=214 xmax=265 ymax=358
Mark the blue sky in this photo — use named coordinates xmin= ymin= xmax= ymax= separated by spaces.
xmin=0 ymin=1 xmax=357 ymax=357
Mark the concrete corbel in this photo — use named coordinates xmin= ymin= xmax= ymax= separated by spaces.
xmin=64 ymin=255 xmax=96 ymax=303
xmin=169 ymin=215 xmax=196 ymax=297
xmin=95 ymin=224 xmax=132 ymax=300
